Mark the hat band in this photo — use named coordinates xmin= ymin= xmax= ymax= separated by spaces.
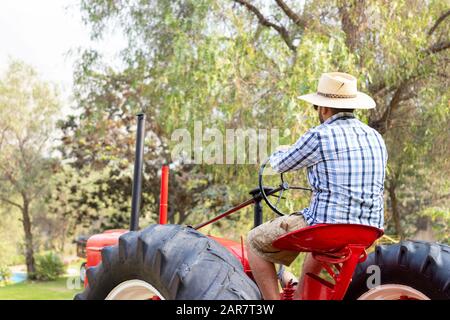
xmin=317 ymin=92 xmax=357 ymax=99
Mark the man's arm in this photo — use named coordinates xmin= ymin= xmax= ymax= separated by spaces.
xmin=269 ymin=129 xmax=321 ymax=173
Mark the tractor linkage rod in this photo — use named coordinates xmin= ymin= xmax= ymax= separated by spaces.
xmin=193 ymin=186 xmax=283 ymax=230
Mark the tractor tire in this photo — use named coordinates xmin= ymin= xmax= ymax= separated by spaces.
xmin=345 ymin=240 xmax=450 ymax=300
xmin=75 ymin=224 xmax=261 ymax=300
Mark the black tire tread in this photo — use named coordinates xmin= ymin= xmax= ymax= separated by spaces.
xmin=75 ymin=224 xmax=261 ymax=300
xmin=346 ymin=240 xmax=450 ymax=300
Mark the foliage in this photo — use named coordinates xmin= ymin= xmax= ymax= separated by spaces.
xmin=419 ymin=207 xmax=450 ymax=245
xmin=52 ymin=0 xmax=450 ymax=241
xmin=0 ymin=266 xmax=12 ymax=285
xmin=33 ymin=252 xmax=66 ymax=281
xmin=0 ymin=60 xmax=61 ymax=276
xmin=0 ymin=207 xmax=23 ymax=266
xmin=0 ymin=1 xmax=447 ymax=287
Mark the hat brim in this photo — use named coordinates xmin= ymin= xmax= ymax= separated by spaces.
xmin=298 ymin=91 xmax=376 ymax=109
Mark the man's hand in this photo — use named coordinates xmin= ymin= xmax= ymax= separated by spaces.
xmin=264 ymin=145 xmax=291 ymax=176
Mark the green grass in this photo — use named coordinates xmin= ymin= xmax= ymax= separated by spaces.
xmin=0 ymin=276 xmax=82 ymax=300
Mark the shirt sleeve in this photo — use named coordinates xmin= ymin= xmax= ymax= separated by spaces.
xmin=269 ymin=129 xmax=321 ymax=173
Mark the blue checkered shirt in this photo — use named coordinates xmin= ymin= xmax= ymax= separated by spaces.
xmin=269 ymin=112 xmax=387 ymax=229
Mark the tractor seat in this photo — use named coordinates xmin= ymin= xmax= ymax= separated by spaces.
xmin=273 ymin=224 xmax=383 ymax=300
xmin=273 ymin=223 xmax=383 ymax=257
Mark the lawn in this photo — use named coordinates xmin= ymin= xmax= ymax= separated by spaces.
xmin=0 ymin=277 xmax=82 ymax=300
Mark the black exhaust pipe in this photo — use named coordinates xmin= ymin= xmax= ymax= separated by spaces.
xmin=130 ymin=113 xmax=145 ymax=231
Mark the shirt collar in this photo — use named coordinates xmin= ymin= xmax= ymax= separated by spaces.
xmin=323 ymin=112 xmax=355 ymax=125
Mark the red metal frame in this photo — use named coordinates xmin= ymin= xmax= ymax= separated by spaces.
xmin=159 ymin=165 xmax=169 ymax=224
xmin=273 ymin=224 xmax=383 ymax=300
xmin=84 ymin=229 xmax=127 ymax=287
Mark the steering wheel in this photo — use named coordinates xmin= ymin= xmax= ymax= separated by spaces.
xmin=258 ymin=158 xmax=312 ymax=216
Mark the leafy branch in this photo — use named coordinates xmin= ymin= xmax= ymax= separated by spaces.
xmin=231 ymin=0 xmax=297 ymax=52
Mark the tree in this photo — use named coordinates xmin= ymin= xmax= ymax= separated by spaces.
xmin=230 ymin=0 xmax=450 ymax=237
xmin=59 ymin=0 xmax=256 ymax=232
xmin=0 ymin=61 xmax=60 ymax=277
xmin=64 ymin=0 xmax=449 ymax=239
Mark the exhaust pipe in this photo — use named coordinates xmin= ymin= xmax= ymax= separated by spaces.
xmin=130 ymin=113 xmax=146 ymax=231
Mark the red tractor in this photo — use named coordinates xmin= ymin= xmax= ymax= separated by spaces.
xmin=75 ymin=114 xmax=449 ymax=300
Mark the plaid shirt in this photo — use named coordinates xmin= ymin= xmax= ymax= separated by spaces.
xmin=269 ymin=112 xmax=387 ymax=229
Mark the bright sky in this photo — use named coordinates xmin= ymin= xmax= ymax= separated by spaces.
xmin=0 ymin=0 xmax=126 ymax=104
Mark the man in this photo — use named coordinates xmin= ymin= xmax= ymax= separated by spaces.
xmin=246 ymin=72 xmax=388 ymax=300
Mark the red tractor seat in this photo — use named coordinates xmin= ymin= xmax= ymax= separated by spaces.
xmin=273 ymin=223 xmax=383 ymax=254
xmin=272 ymin=223 xmax=384 ymax=300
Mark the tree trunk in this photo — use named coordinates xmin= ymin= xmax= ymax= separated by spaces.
xmin=338 ymin=0 xmax=368 ymax=54
xmin=387 ymin=182 xmax=403 ymax=238
xmin=21 ymin=195 xmax=36 ymax=278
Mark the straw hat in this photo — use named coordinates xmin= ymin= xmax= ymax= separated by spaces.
xmin=298 ymin=72 xmax=376 ymax=109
